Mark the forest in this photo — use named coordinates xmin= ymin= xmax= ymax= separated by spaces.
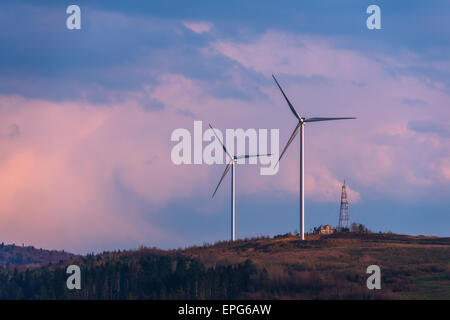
xmin=0 ymin=251 xmax=258 ymax=299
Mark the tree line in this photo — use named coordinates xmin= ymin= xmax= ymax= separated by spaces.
xmin=0 ymin=252 xmax=258 ymax=299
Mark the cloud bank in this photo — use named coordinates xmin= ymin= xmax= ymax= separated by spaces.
xmin=0 ymin=8 xmax=449 ymax=251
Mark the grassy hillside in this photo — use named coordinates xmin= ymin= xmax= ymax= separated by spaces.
xmin=0 ymin=233 xmax=449 ymax=299
xmin=178 ymin=232 xmax=450 ymax=299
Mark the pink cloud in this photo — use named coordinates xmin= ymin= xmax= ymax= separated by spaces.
xmin=0 ymin=94 xmax=210 ymax=252
xmin=210 ymin=31 xmax=381 ymax=81
xmin=208 ymin=30 xmax=450 ymax=199
xmin=182 ymin=21 xmax=213 ymax=34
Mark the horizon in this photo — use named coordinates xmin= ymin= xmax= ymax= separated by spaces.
xmin=2 ymin=229 xmax=447 ymax=256
xmin=0 ymin=0 xmax=449 ymax=254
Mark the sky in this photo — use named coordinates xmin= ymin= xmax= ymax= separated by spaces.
xmin=0 ymin=1 xmax=449 ymax=253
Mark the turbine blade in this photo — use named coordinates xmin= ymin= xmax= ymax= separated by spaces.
xmin=236 ymin=153 xmax=272 ymax=159
xmin=304 ymin=117 xmax=356 ymax=123
xmin=212 ymin=160 xmax=233 ymax=198
xmin=209 ymin=123 xmax=233 ymax=161
xmin=272 ymin=75 xmax=301 ymax=121
xmin=276 ymin=122 xmax=301 ymax=167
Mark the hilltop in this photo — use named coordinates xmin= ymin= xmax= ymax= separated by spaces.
xmin=0 ymin=232 xmax=449 ymax=299
xmin=0 ymin=242 xmax=76 ymax=269
xmin=178 ymin=232 xmax=450 ymax=299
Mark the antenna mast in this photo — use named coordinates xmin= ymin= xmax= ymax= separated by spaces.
xmin=338 ymin=180 xmax=350 ymax=231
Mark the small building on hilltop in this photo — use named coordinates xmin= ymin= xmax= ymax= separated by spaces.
xmin=314 ymin=224 xmax=335 ymax=235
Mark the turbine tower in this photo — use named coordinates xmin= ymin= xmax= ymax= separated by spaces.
xmin=272 ymin=75 xmax=356 ymax=240
xmin=338 ymin=180 xmax=350 ymax=231
xmin=209 ymin=124 xmax=271 ymax=241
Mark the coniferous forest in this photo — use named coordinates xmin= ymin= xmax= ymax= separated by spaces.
xmin=0 ymin=252 xmax=258 ymax=299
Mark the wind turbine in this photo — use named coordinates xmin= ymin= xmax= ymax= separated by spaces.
xmin=209 ymin=124 xmax=271 ymax=241
xmin=272 ymin=75 xmax=356 ymax=241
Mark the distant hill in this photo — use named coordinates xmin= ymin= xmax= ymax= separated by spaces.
xmin=0 ymin=233 xmax=449 ymax=299
xmin=0 ymin=242 xmax=76 ymax=269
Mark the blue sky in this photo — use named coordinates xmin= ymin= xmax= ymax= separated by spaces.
xmin=0 ymin=1 xmax=449 ymax=253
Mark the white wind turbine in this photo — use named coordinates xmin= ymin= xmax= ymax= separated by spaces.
xmin=272 ymin=75 xmax=356 ymax=240
xmin=209 ymin=124 xmax=271 ymax=241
